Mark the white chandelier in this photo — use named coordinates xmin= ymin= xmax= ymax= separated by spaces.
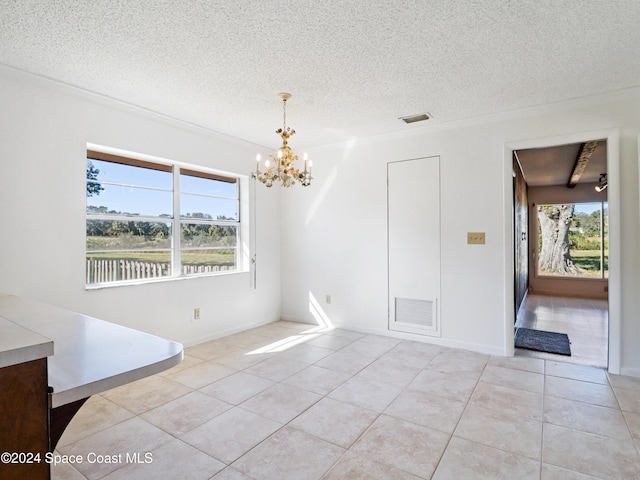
xmin=255 ymin=93 xmax=312 ymax=187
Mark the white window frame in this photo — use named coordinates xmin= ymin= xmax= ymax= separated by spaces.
xmin=85 ymin=146 xmax=249 ymax=288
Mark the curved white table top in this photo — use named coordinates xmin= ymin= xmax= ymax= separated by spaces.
xmin=0 ymin=295 xmax=183 ymax=408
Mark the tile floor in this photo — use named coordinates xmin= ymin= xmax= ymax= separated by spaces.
xmin=52 ymin=320 xmax=640 ymax=480
xmin=515 ymin=294 xmax=609 ymax=368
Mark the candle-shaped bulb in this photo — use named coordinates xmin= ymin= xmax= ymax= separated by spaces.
xmin=256 ymin=153 xmax=261 ymax=173
xmin=277 ymin=150 xmax=283 ymax=159
xmin=265 ymin=159 xmax=270 ymax=168
xmin=303 ymin=152 xmax=308 ymax=161
xmin=256 ymin=153 xmax=261 ymax=162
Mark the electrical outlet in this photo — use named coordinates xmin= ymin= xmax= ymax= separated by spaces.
xmin=325 ymin=295 xmax=332 ymax=305
xmin=193 ymin=307 xmax=200 ymax=320
xmin=467 ymin=232 xmax=486 ymax=245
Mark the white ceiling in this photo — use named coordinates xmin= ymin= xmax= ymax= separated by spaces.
xmin=1 ymin=1 xmax=639 ymax=149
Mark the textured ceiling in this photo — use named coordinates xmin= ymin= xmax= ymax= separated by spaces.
xmin=1 ymin=1 xmax=639 ymax=148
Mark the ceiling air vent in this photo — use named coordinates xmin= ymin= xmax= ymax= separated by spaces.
xmin=399 ymin=113 xmax=431 ymax=124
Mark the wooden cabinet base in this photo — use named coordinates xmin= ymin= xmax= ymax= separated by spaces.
xmin=0 ymin=359 xmax=50 ymax=480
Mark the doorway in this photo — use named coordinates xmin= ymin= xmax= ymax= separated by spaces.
xmin=505 ymin=130 xmax=621 ymax=374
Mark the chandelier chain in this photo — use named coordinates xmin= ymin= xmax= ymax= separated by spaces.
xmin=282 ymin=98 xmax=287 ymax=131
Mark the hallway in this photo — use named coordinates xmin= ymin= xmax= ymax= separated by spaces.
xmin=515 ymin=294 xmax=608 ymax=368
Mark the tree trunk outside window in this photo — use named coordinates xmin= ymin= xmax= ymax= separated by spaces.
xmin=537 ymin=204 xmax=579 ymax=275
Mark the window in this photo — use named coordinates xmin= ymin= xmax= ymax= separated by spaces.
xmin=86 ymin=150 xmax=243 ymax=286
xmin=536 ymin=202 xmax=608 ymax=279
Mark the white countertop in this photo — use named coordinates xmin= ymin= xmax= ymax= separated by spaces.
xmin=0 ymin=295 xmax=183 ymax=408
xmin=0 ymin=316 xmax=54 ymax=369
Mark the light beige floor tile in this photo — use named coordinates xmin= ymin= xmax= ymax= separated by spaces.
xmin=624 ymin=410 xmax=640 ymax=444
xmin=51 ymin=325 xmax=640 ymax=480
xmin=217 ymin=331 xmax=275 ymax=349
xmin=545 ymin=361 xmax=608 ymax=384
xmin=351 ymin=415 xmax=449 ymax=478
xmin=306 ymin=333 xmax=356 ymax=350
xmin=614 ymin=386 xmax=640 ymax=414
xmin=198 ymin=371 xmax=275 ymax=405
xmin=339 ymin=335 xmax=401 ymax=359
xmin=211 ymin=467 xmax=254 ymax=479
xmin=186 ymin=341 xmax=243 ymax=361
xmin=277 ymin=343 xmax=334 ymax=363
xmin=323 ymin=451 xmax=423 ymax=480
xmin=289 ymin=397 xmax=378 ymax=448
xmin=454 ymin=403 xmax=542 ymax=460
xmin=57 ymin=395 xmax=134 ymax=447
xmin=315 ymin=350 xmax=375 ymax=375
xmin=358 ymin=334 xmax=404 ymax=348
xmin=427 ymin=348 xmax=488 ymax=377
xmin=213 ymin=350 xmax=273 ymax=370
xmin=488 ymin=354 xmax=545 ymax=374
xmin=480 ymin=364 xmax=544 ymax=394
xmin=543 ymin=395 xmax=631 ymax=440
xmin=432 ymin=436 xmax=540 ymax=480
xmin=608 ymin=373 xmax=640 ymax=392
xmin=381 ymin=340 xmax=441 ymax=369
xmin=283 ymin=364 xmax=351 ymax=395
xmin=356 ymin=356 xmax=422 ymax=388
xmin=156 ymin=354 xmax=204 ymax=376
xmin=180 ymin=407 xmax=282 ymax=464
xmin=544 ymin=375 xmax=618 ymax=408
xmin=51 ymin=462 xmax=87 ymax=480
xmin=58 ymin=417 xmax=173 ymax=480
xmin=541 ymin=463 xmax=604 ymax=480
xmin=407 ymin=369 xmax=478 ymax=402
xmin=248 ymin=322 xmax=299 ymax=338
xmin=231 ymin=426 xmax=344 ymax=480
xmin=243 ymin=355 xmax=308 ymax=382
xmin=542 ymin=423 xmax=640 ymax=479
xmin=326 ymin=329 xmax=366 ymax=340
xmin=328 ymin=376 xmax=403 ymax=412
xmin=101 ymin=375 xmax=192 ymax=415
xmin=140 ymin=391 xmax=232 ymax=436
xmin=240 ymin=383 xmax=322 ymax=424
xmin=271 ymin=320 xmax=314 ymax=331
xmin=242 ymin=333 xmax=322 ymax=355
xmin=384 ymin=389 xmax=466 ymax=434
xmin=101 ymin=438 xmax=225 ymax=480
xmin=165 ymin=361 xmax=237 ymax=389
xmin=470 ymin=381 xmax=543 ymax=420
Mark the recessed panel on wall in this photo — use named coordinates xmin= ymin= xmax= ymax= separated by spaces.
xmin=388 ymin=157 xmax=441 ymax=336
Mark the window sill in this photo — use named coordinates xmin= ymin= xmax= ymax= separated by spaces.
xmin=533 ymin=274 xmax=608 ymax=282
xmin=85 ymin=268 xmax=249 ymax=290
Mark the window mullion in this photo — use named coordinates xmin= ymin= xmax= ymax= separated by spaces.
xmin=172 ymin=167 xmax=181 ymax=277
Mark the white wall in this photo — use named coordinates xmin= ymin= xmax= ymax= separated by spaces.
xmin=0 ymin=68 xmax=282 ymax=346
xmin=1 ymin=67 xmax=639 ymax=376
xmin=280 ymin=91 xmax=640 ymax=376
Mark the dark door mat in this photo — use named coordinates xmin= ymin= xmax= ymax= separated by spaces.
xmin=515 ymin=328 xmax=571 ymax=356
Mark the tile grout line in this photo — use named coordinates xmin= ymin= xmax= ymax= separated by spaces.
xmin=426 ymin=354 xmax=490 ymax=479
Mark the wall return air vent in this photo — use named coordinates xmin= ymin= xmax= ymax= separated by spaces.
xmin=394 ymin=297 xmax=438 ymax=335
